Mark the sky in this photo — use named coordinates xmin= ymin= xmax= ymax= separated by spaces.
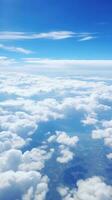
xmin=0 ymin=0 xmax=112 ymax=69
xmin=1 ymin=2 xmax=112 ymax=200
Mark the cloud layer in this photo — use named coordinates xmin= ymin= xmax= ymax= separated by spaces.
xmin=0 ymin=72 xmax=112 ymax=199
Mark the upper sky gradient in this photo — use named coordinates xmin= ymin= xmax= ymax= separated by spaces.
xmin=0 ymin=0 xmax=112 ymax=67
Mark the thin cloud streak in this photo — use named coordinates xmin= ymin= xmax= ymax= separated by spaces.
xmin=0 ymin=31 xmax=96 ymax=41
xmin=0 ymin=44 xmax=33 ymax=54
xmin=1 ymin=56 xmax=112 ymax=69
xmin=78 ymin=36 xmax=97 ymax=41
xmin=0 ymin=31 xmax=75 ymax=40
xmin=24 ymin=58 xmax=112 ymax=67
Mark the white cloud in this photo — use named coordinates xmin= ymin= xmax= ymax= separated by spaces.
xmin=0 ymin=170 xmax=49 ymax=200
xmin=0 ymin=72 xmax=111 ymax=151
xmin=82 ymin=115 xmax=98 ymax=125
xmin=33 ymin=31 xmax=75 ymax=40
xmin=0 ymin=44 xmax=33 ymax=54
xmin=19 ymin=147 xmax=54 ymax=171
xmin=0 ymin=111 xmax=37 ymax=136
xmin=0 ymin=72 xmax=112 ymax=198
xmin=107 ymin=153 xmax=112 ymax=160
xmin=23 ymin=58 xmax=112 ymax=68
xmin=56 ymin=147 xmax=74 ymax=163
xmin=0 ymin=31 xmax=75 ymax=40
xmin=48 ymin=131 xmax=79 ymax=147
xmin=48 ymin=131 xmax=79 ymax=163
xmin=0 ymin=147 xmax=54 ymax=172
xmin=0 ymin=56 xmax=17 ymax=66
xmin=0 ymin=31 xmax=97 ymax=41
xmin=0 ymin=131 xmax=25 ymax=150
xmin=78 ymin=36 xmax=96 ymax=41
xmin=102 ymin=120 xmax=112 ymax=128
xmin=92 ymin=120 xmax=112 ymax=148
xmin=0 ymin=111 xmax=38 ymax=149
xmin=24 ymin=58 xmax=110 ymax=66
xmin=57 ymin=176 xmax=112 ymax=200
xmin=1 ymin=56 xmax=112 ymax=69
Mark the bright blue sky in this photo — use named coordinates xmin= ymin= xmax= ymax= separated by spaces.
xmin=0 ymin=0 xmax=112 ymax=64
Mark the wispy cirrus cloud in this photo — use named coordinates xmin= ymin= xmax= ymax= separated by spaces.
xmin=0 ymin=31 xmax=75 ymax=40
xmin=78 ymin=35 xmax=96 ymax=41
xmin=0 ymin=44 xmax=33 ymax=54
xmin=0 ymin=31 xmax=96 ymax=41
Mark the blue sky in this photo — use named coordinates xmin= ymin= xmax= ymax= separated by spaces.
xmin=0 ymin=0 xmax=112 ymax=67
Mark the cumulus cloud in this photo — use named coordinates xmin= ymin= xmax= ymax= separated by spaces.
xmin=0 ymin=111 xmax=37 ymax=136
xmin=82 ymin=115 xmax=98 ymax=125
xmin=0 ymin=111 xmax=38 ymax=149
xmin=56 ymin=147 xmax=74 ymax=163
xmin=0 ymin=170 xmax=49 ymax=200
xmin=0 ymin=131 xmax=25 ymax=150
xmin=48 ymin=131 xmax=79 ymax=147
xmin=0 ymin=72 xmax=112 ymax=199
xmin=0 ymin=72 xmax=111 ymax=152
xmin=0 ymin=147 xmax=54 ymax=172
xmin=92 ymin=129 xmax=112 ymax=147
xmin=48 ymin=131 xmax=79 ymax=163
xmin=92 ymin=120 xmax=112 ymax=162
xmin=57 ymin=176 xmax=112 ymax=200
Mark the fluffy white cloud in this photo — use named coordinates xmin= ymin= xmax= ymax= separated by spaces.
xmin=102 ymin=120 xmax=112 ymax=128
xmin=0 ymin=111 xmax=38 ymax=149
xmin=92 ymin=120 xmax=112 ymax=148
xmin=48 ymin=131 xmax=79 ymax=163
xmin=0 ymin=72 xmax=112 ymax=199
xmin=0 ymin=147 xmax=54 ymax=172
xmin=48 ymin=131 xmax=79 ymax=147
xmin=0 ymin=72 xmax=111 ymax=153
xmin=0 ymin=72 xmax=112 ymax=100
xmin=56 ymin=147 xmax=74 ymax=163
xmin=82 ymin=115 xmax=98 ymax=125
xmin=91 ymin=118 xmax=112 ymax=148
xmin=57 ymin=176 xmax=112 ymax=200
xmin=19 ymin=147 xmax=54 ymax=171
xmin=0 ymin=170 xmax=49 ymax=200
xmin=0 ymin=131 xmax=25 ymax=150
xmin=0 ymin=111 xmax=37 ymax=136
xmin=107 ymin=153 xmax=112 ymax=160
